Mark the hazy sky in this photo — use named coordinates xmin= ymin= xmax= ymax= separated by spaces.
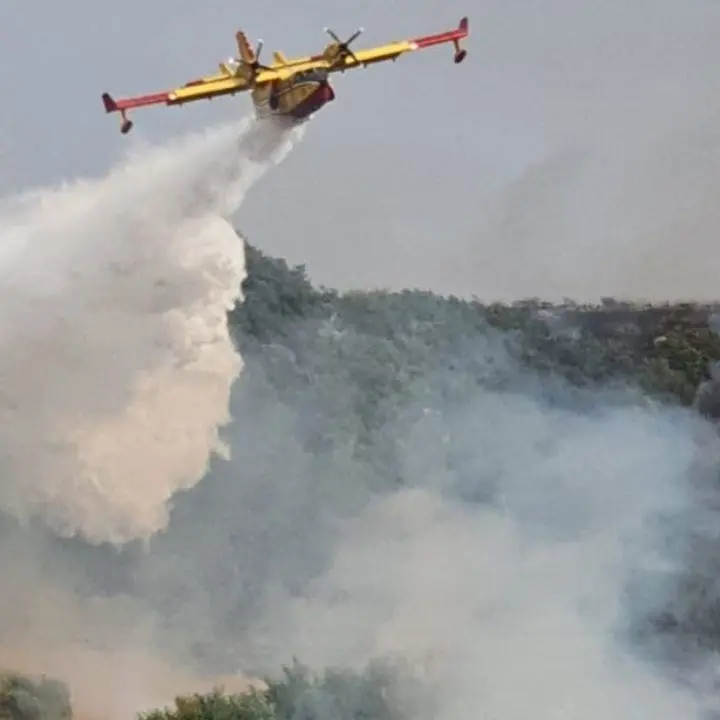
xmin=3 ymin=0 xmax=720 ymax=301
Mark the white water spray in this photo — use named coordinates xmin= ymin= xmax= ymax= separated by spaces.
xmin=0 ymin=116 xmax=304 ymax=545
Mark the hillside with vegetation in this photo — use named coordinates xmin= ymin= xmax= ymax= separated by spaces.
xmin=232 ymin=241 xmax=720 ymax=416
xmin=4 ymin=237 xmax=720 ymax=720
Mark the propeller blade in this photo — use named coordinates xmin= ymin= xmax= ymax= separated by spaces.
xmin=325 ymin=27 xmax=342 ymax=43
xmin=322 ymin=26 xmax=364 ymax=66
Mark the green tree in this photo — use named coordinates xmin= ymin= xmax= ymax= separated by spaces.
xmin=0 ymin=673 xmax=71 ymax=720
xmin=139 ymin=689 xmax=274 ymax=720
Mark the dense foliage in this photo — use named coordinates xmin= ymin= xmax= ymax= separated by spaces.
xmin=232 ymin=241 xmax=720 ymax=417
xmin=0 ymin=673 xmax=71 ymax=720
xmin=228 ymin=241 xmax=720 ymax=659
xmin=1 ymin=661 xmax=427 ymax=720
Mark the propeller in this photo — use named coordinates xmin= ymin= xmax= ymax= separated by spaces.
xmin=246 ymin=38 xmax=274 ymax=76
xmin=323 ymin=27 xmax=364 ymax=66
xmin=230 ymin=33 xmax=274 ymax=83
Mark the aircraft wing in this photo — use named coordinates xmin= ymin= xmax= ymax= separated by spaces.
xmin=274 ymin=16 xmax=469 ymax=75
xmin=101 ymin=65 xmax=288 ymax=134
xmin=341 ymin=16 xmax=469 ymax=68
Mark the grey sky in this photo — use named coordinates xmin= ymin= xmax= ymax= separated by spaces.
xmin=3 ymin=0 xmax=720 ymax=301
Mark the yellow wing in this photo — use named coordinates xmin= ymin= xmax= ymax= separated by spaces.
xmin=267 ymin=16 xmax=469 ymax=75
xmin=101 ymin=62 xmax=286 ymax=134
xmin=101 ymin=74 xmax=251 ymax=134
xmin=101 ymin=28 xmax=295 ymax=133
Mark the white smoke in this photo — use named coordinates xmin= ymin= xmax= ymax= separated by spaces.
xmin=244 ymin=381 xmax=712 ymax=718
xmin=0 ymin=115 xmax=304 ymax=545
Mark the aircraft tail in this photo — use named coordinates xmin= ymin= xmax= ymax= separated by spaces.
xmin=236 ymin=31 xmax=256 ymax=64
xmin=101 ymin=92 xmax=118 ymax=113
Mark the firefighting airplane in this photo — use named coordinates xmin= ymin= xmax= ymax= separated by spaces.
xmin=101 ymin=16 xmax=469 ymax=134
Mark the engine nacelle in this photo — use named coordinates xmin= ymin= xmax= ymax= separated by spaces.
xmin=322 ymin=42 xmax=343 ymax=64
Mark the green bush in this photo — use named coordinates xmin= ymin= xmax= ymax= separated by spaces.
xmin=137 ymin=660 xmax=424 ymax=720
xmin=140 ymin=689 xmax=274 ymax=720
xmin=0 ymin=673 xmax=71 ymax=720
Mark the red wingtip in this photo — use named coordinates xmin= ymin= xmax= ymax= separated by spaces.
xmin=459 ymin=16 xmax=469 ymax=34
xmin=101 ymin=92 xmax=117 ymax=113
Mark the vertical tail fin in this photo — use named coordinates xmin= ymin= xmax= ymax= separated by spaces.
xmin=235 ymin=31 xmax=256 ymax=64
xmin=101 ymin=92 xmax=118 ymax=113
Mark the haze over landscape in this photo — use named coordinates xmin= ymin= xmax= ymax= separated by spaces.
xmin=2 ymin=2 xmax=720 ymax=720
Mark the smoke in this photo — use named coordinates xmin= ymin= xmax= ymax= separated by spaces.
xmin=0 ymin=113 xmax=305 ymax=720
xmin=475 ymin=113 xmax=720 ymax=303
xmin=0 ymin=116 xmax=303 ymax=545
xmin=174 ymin=328 xmax=714 ymax=718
